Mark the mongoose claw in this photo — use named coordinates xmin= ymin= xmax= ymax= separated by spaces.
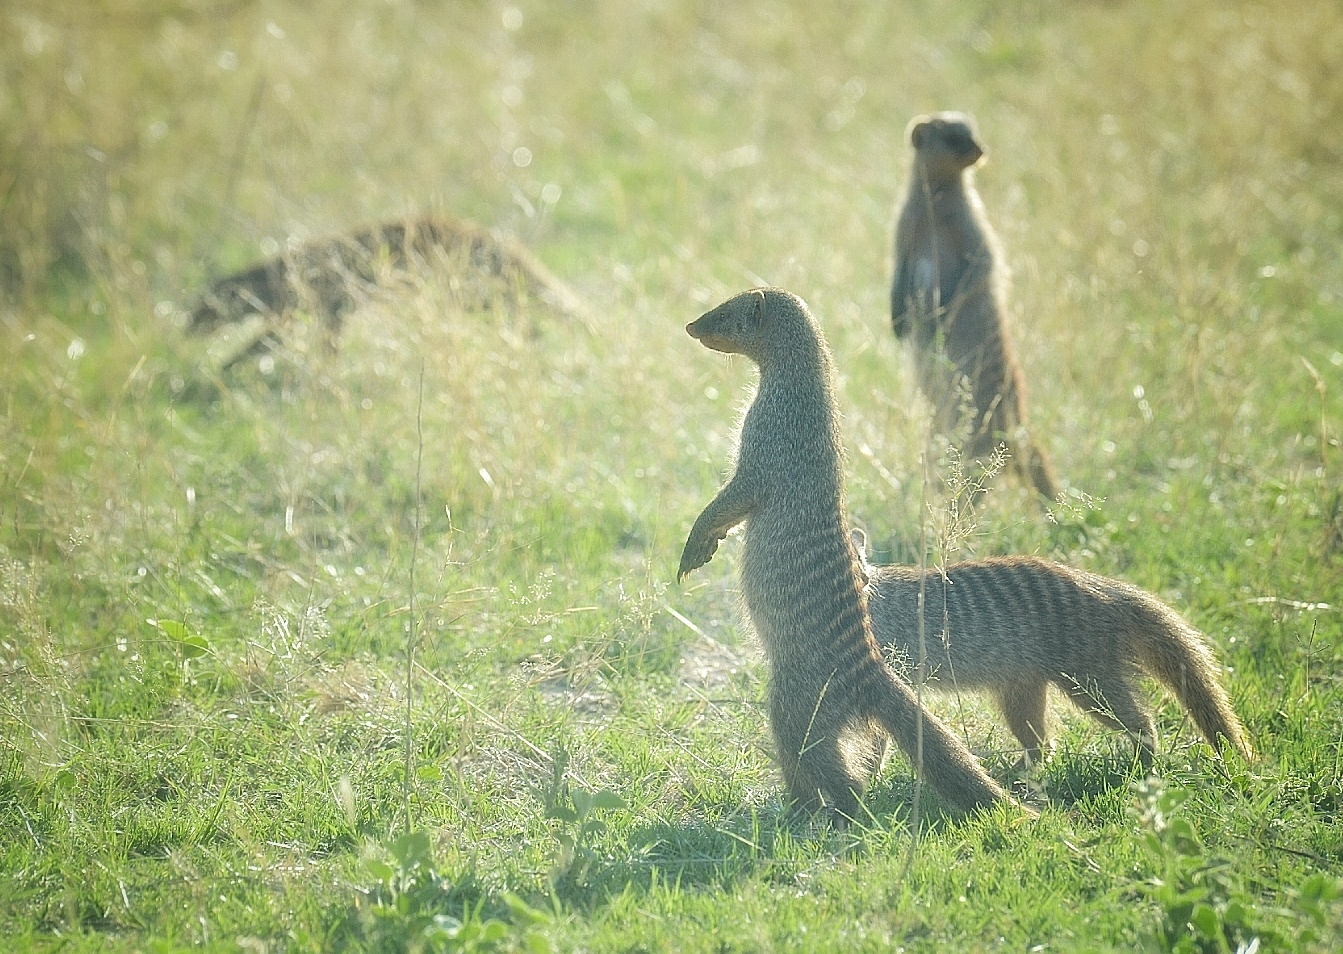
xmin=677 ymin=532 xmax=719 ymax=581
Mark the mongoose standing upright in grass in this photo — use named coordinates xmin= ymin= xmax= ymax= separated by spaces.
xmin=890 ymin=112 xmax=1059 ymax=500
xmin=678 ymin=287 xmax=1013 ymax=820
xmin=850 ymin=529 xmax=1252 ymax=768
xmin=188 ymin=214 xmax=588 ymax=334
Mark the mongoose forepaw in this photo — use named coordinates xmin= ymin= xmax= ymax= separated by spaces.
xmin=677 ymin=534 xmax=719 ymax=581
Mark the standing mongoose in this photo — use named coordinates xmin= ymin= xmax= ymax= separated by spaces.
xmin=678 ymin=287 xmax=1014 ymax=820
xmin=187 ymin=214 xmax=588 ymax=334
xmin=890 ymin=111 xmax=1060 ymax=500
xmin=850 ymin=529 xmax=1253 ymax=768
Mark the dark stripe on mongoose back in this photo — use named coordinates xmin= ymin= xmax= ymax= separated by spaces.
xmin=679 ymin=288 xmax=1016 ymax=821
xmin=860 ymin=547 xmax=1252 ymax=766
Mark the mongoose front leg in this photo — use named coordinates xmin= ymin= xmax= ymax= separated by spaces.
xmin=891 ymin=265 xmax=912 ymax=339
xmin=1061 ymin=678 xmax=1157 ymax=771
xmin=678 ymin=479 xmax=756 ymax=581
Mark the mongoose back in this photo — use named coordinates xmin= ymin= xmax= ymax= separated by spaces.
xmin=853 ymin=533 xmax=1252 ymax=768
xmin=187 ymin=214 xmax=588 ymax=334
xmin=890 ymin=111 xmax=1059 ymax=500
xmin=678 ymin=287 xmax=1013 ymax=820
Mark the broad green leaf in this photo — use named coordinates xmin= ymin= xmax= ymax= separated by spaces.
xmin=504 ymin=892 xmax=549 ymax=924
xmin=362 ymin=859 xmax=395 ymax=885
xmin=178 ymin=633 xmax=211 ymax=657
xmin=154 ymin=619 xmax=189 ymax=639
xmin=591 ymin=790 xmax=627 ymax=811
xmin=150 ymin=619 xmax=211 ymax=657
xmin=1189 ymin=902 xmax=1220 ymax=938
xmin=388 ymin=830 xmax=432 ymax=870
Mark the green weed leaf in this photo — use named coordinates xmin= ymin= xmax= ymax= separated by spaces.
xmin=547 ymin=803 xmax=578 ymax=824
xmin=503 ymin=892 xmax=550 ymax=925
xmin=178 ymin=633 xmax=211 ymax=657
xmin=591 ymin=790 xmax=627 ymax=811
xmin=388 ymin=829 xmax=433 ymax=871
xmin=1189 ymin=902 xmax=1220 ymax=938
xmin=153 ymin=618 xmax=189 ymax=639
xmin=149 ymin=618 xmax=211 ymax=657
xmin=362 ymin=858 xmax=395 ymax=886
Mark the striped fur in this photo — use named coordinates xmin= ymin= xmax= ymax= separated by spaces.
xmin=188 ymin=214 xmax=587 ymax=333
xmin=891 ymin=112 xmax=1058 ymax=499
xmin=856 ymin=540 xmax=1253 ymax=767
xmin=679 ymin=288 xmax=1012 ymax=820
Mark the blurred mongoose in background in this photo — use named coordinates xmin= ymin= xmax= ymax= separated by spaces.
xmin=850 ymin=529 xmax=1253 ymax=768
xmin=890 ymin=112 xmax=1060 ymax=500
xmin=187 ymin=214 xmax=588 ymax=334
xmin=678 ymin=287 xmax=1014 ymax=820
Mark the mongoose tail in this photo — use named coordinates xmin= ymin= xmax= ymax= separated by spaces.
xmin=681 ymin=288 xmax=1016 ymax=821
xmin=860 ymin=664 xmax=1014 ymax=815
xmin=1134 ymin=607 xmax=1254 ymax=761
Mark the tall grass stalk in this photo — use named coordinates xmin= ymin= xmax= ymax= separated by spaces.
xmin=403 ymin=361 xmax=425 ymax=834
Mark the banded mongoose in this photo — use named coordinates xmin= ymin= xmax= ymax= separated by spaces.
xmin=890 ymin=111 xmax=1060 ymax=500
xmin=851 ymin=529 xmax=1253 ymax=768
xmin=187 ymin=214 xmax=588 ymax=334
xmin=678 ymin=287 xmax=1013 ymax=820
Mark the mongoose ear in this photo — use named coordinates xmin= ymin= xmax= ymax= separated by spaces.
xmin=907 ymin=116 xmax=932 ymax=149
xmin=751 ymin=288 xmax=767 ymax=327
xmin=849 ymin=527 xmax=868 ymax=556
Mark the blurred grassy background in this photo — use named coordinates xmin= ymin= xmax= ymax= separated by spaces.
xmin=2 ymin=0 xmax=1342 ymax=950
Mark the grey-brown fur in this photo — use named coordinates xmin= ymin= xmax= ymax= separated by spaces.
xmin=678 ymin=287 xmax=1013 ymax=820
xmin=188 ymin=214 xmax=587 ymax=333
xmin=853 ymin=531 xmax=1252 ymax=768
xmin=891 ymin=112 xmax=1059 ymax=500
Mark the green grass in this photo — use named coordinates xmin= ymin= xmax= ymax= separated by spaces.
xmin=3 ymin=0 xmax=1343 ymax=950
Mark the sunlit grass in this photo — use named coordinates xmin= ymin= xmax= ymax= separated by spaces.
xmin=3 ymin=0 xmax=1343 ymax=949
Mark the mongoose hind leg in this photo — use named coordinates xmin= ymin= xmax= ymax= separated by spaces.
xmin=994 ymin=679 xmax=1050 ymax=768
xmin=847 ymin=720 xmax=889 ymax=778
xmin=1016 ymin=443 xmax=1061 ymax=502
xmin=1059 ymin=676 xmax=1157 ymax=770
xmin=769 ymin=682 xmax=867 ymax=822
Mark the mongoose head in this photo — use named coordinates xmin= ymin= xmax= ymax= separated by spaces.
xmin=687 ymin=287 xmax=813 ymax=364
xmin=907 ymin=112 xmax=985 ymax=182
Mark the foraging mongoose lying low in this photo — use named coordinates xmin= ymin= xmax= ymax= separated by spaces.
xmin=188 ymin=214 xmax=587 ymax=334
xmin=678 ymin=287 xmax=1014 ymax=820
xmin=890 ymin=112 xmax=1059 ymax=500
xmin=852 ymin=529 xmax=1253 ymax=768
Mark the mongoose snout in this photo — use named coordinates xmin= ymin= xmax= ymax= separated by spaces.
xmin=683 ymin=318 xmax=719 ymax=347
xmin=684 ymin=291 xmax=762 ymax=357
